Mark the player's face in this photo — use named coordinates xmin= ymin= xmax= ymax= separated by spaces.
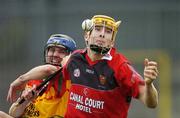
xmin=46 ymin=46 xmax=69 ymax=65
xmin=88 ymin=25 xmax=114 ymax=49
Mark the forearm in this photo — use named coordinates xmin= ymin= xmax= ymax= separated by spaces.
xmin=18 ymin=64 xmax=58 ymax=83
xmin=143 ymin=83 xmax=158 ymax=108
xmin=7 ymin=64 xmax=59 ymax=103
xmin=141 ymin=58 xmax=159 ymax=108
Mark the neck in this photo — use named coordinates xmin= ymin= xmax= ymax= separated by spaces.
xmin=87 ymin=48 xmax=103 ymax=61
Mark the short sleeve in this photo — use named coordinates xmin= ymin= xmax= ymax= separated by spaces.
xmin=118 ymin=63 xmax=145 ymax=98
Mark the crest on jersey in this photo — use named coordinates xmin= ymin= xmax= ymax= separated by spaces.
xmin=83 ymin=88 xmax=88 ymax=96
xmin=73 ymin=68 xmax=80 ymax=77
xmin=99 ymin=75 xmax=106 ymax=85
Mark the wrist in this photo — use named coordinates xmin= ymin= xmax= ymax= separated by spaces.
xmin=145 ymin=81 xmax=154 ymax=89
xmin=144 ymin=77 xmax=153 ymax=85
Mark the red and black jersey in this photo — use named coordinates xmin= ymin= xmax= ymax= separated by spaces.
xmin=63 ymin=48 xmax=145 ymax=118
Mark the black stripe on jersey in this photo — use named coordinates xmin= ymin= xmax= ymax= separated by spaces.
xmin=67 ymin=52 xmax=119 ymax=90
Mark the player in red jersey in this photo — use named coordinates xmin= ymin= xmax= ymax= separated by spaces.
xmin=63 ymin=15 xmax=158 ymax=118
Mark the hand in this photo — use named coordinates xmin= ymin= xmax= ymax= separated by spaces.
xmin=144 ymin=58 xmax=159 ymax=85
xmin=20 ymin=85 xmax=37 ymax=102
xmin=7 ymin=76 xmax=27 ymax=103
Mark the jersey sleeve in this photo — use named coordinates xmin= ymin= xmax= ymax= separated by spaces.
xmin=117 ymin=63 xmax=145 ymax=98
xmin=26 ymin=80 xmax=43 ymax=88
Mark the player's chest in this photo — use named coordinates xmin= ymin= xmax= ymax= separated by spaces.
xmin=68 ymin=60 xmax=118 ymax=90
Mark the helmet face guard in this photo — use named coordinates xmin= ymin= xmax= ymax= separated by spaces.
xmin=89 ymin=44 xmax=110 ymax=55
xmin=44 ymin=34 xmax=76 ymax=66
xmin=82 ymin=15 xmax=121 ymax=55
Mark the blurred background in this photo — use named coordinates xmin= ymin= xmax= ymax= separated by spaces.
xmin=0 ymin=0 xmax=179 ymax=118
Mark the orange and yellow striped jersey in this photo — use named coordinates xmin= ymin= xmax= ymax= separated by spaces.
xmin=21 ymin=76 xmax=71 ymax=118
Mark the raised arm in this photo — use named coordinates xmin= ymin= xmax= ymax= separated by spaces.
xmin=7 ymin=64 xmax=59 ymax=102
xmin=138 ymin=58 xmax=159 ymax=108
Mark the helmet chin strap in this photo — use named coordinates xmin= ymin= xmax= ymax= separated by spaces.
xmin=90 ymin=44 xmax=110 ymax=55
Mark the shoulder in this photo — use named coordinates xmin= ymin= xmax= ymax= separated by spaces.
xmin=63 ymin=49 xmax=85 ymax=72
xmin=68 ymin=48 xmax=86 ymax=61
xmin=107 ymin=48 xmax=132 ymax=79
xmin=71 ymin=49 xmax=85 ymax=56
xmin=110 ymin=48 xmax=129 ymax=66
